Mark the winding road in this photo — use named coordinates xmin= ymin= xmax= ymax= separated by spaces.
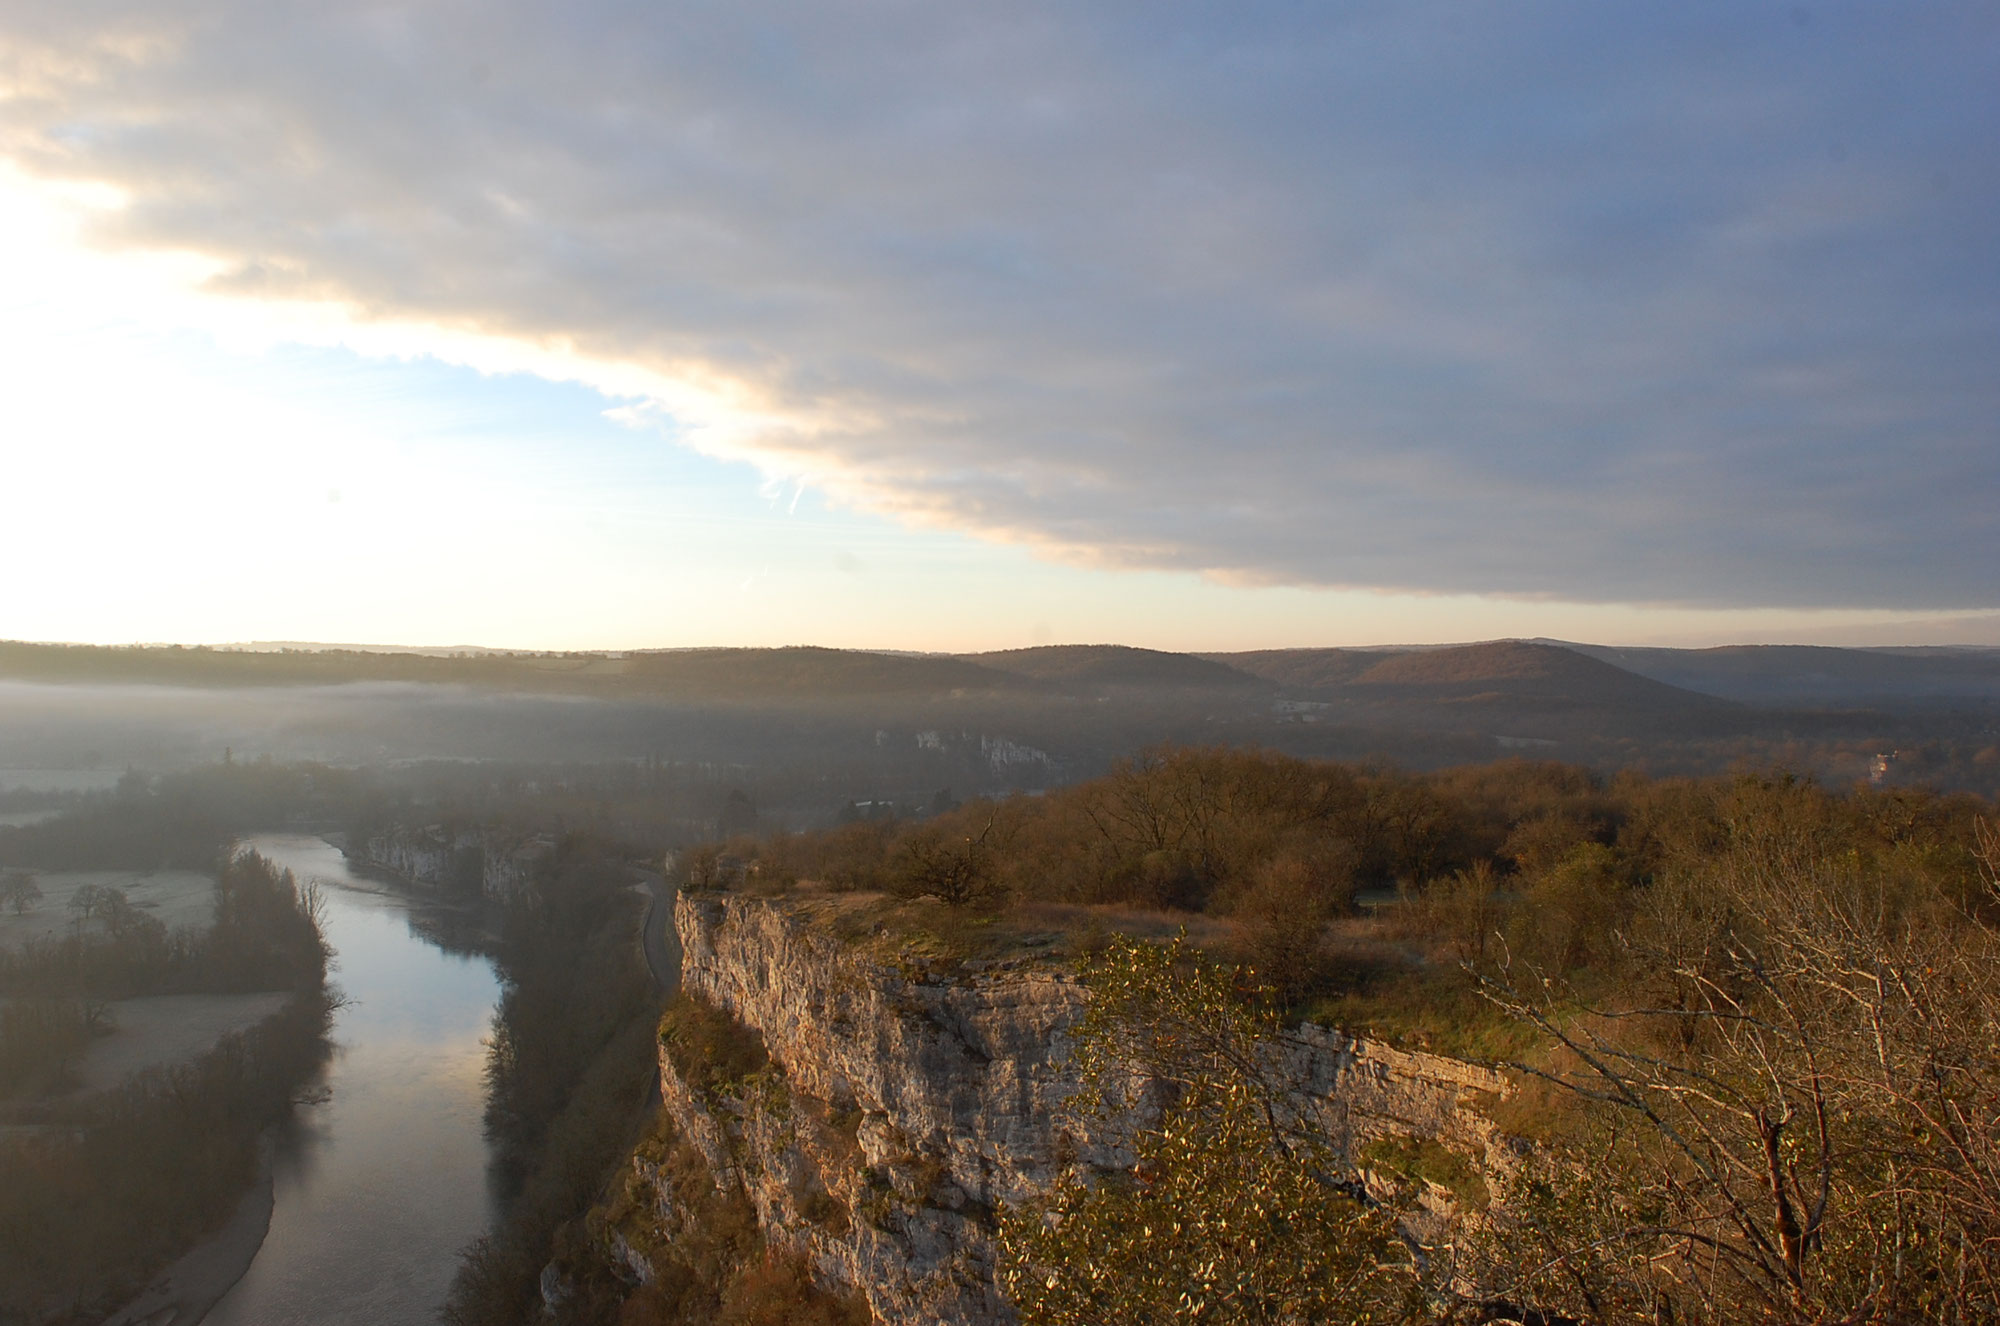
xmin=633 ymin=869 xmax=682 ymax=994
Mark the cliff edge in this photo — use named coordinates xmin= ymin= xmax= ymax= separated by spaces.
xmin=610 ymin=891 xmax=1513 ymax=1325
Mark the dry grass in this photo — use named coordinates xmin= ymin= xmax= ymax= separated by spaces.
xmin=739 ymin=883 xmax=1535 ymax=1058
xmin=773 ymin=883 xmax=1242 ymax=971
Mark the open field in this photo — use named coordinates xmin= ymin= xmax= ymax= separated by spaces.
xmin=64 ymin=992 xmax=295 ymax=1094
xmin=0 ymin=811 xmax=59 ymax=829
xmin=0 ymin=767 xmax=127 ymax=794
xmin=0 ymin=869 xmax=216 ymax=950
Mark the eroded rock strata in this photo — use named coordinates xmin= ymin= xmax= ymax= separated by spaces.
xmin=615 ymin=892 xmax=1512 ymax=1326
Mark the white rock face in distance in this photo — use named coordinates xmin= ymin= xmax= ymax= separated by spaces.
xmin=362 ymin=825 xmax=551 ymax=905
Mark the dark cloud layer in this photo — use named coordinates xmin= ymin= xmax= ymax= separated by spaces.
xmin=3 ymin=2 xmax=1995 ymax=607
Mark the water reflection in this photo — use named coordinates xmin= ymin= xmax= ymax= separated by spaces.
xmin=202 ymin=835 xmax=502 ymax=1326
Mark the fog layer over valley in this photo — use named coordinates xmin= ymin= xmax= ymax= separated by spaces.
xmin=4 ymin=642 xmax=1998 ymax=825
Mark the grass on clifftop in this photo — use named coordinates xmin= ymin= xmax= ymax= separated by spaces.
xmin=694 ymin=881 xmax=1538 ymax=1060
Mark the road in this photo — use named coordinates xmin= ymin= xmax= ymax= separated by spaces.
xmin=632 ymin=869 xmax=683 ymax=994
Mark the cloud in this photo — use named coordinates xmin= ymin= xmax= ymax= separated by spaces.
xmin=1 ymin=1 xmax=1994 ymax=609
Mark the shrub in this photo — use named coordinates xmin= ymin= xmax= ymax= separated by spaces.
xmin=659 ymin=993 xmax=769 ymax=1100
xmin=886 ymin=812 xmax=1002 ymax=907
xmin=719 ymin=1248 xmax=871 ymax=1326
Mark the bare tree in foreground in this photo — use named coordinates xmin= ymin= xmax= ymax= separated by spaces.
xmin=1472 ymin=817 xmax=2000 ymax=1324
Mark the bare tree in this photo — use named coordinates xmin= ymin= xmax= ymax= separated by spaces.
xmin=889 ymin=811 xmax=1001 ymax=906
xmin=0 ymin=869 xmax=40 ymax=916
xmin=1474 ymin=822 xmax=2000 ymax=1324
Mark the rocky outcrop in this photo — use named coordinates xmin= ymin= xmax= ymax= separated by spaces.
xmin=631 ymin=892 xmax=1513 ymax=1326
xmin=361 ymin=824 xmax=553 ymax=905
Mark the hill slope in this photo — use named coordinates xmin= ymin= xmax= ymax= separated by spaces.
xmin=963 ymin=645 xmax=1265 ymax=691
xmin=1214 ymin=641 xmax=1740 ymax=738
xmin=1562 ymin=643 xmax=2000 ymax=705
xmin=1205 ymin=648 xmax=1411 ymax=690
xmin=1353 ymin=641 xmax=1688 ymax=693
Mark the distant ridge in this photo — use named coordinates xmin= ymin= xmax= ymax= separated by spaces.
xmin=6 ymin=637 xmax=1991 ymax=723
xmin=1559 ymin=642 xmax=2000 ymax=704
xmin=1211 ymin=647 xmax=1411 ymax=690
xmin=0 ymin=640 xmax=1032 ymax=700
xmin=219 ymin=640 xmax=517 ymax=657
xmin=963 ymin=644 xmax=1265 ymax=690
xmin=624 ymin=647 xmax=1031 ymax=698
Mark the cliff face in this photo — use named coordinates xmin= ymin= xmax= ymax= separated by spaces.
xmin=630 ymin=892 xmax=1512 ymax=1326
xmin=360 ymin=824 xmax=552 ymax=905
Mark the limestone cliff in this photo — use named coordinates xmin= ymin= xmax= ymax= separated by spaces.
xmin=359 ymin=823 xmax=553 ymax=905
xmin=621 ymin=892 xmax=1513 ymax=1326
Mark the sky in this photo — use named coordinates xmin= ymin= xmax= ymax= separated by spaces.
xmin=1 ymin=2 xmax=1995 ymax=653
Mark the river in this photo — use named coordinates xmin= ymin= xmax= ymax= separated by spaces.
xmin=201 ymin=834 xmax=502 ymax=1326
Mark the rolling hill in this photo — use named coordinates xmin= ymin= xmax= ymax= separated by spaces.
xmin=963 ymin=645 xmax=1266 ymax=691
xmin=1218 ymin=640 xmax=1741 ymax=738
xmin=1204 ymin=647 xmax=1409 ymax=690
xmin=1561 ymin=643 xmax=2000 ymax=705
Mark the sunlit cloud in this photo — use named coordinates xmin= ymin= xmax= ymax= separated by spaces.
xmin=0 ymin=2 xmax=1994 ymax=642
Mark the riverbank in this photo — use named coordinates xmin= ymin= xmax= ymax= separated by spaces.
xmin=0 ymin=843 xmax=334 ymax=1326
xmin=100 ymin=1133 xmax=276 ymax=1326
xmin=330 ymin=838 xmax=508 ymax=957
xmin=1 ymin=983 xmax=336 ymax=1326
xmin=86 ymin=840 xmax=430 ymax=1326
